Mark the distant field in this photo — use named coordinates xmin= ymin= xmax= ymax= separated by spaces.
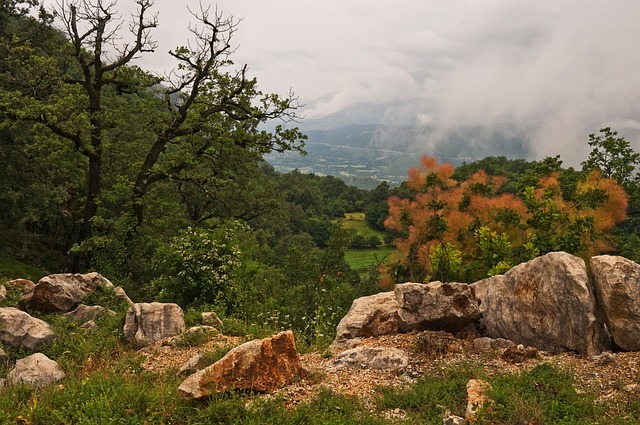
xmin=345 ymin=248 xmax=396 ymax=274
xmin=339 ymin=213 xmax=396 ymax=274
xmin=340 ymin=213 xmax=387 ymax=242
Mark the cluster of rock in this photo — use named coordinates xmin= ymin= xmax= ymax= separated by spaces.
xmin=335 ymin=252 xmax=640 ymax=357
xmin=0 ymin=273 xmax=190 ymax=386
xmin=0 ymin=272 xmax=304 ymax=398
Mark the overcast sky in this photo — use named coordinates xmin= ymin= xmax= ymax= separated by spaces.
xmin=61 ymin=0 xmax=640 ymax=163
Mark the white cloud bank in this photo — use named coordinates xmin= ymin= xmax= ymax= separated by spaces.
xmin=89 ymin=0 xmax=640 ymax=163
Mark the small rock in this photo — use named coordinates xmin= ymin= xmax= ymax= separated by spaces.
xmin=169 ymin=326 xmax=218 ymax=347
xmin=328 ymin=337 xmax=362 ymax=352
xmin=623 ymin=384 xmax=639 ymax=392
xmin=502 ymin=346 xmax=538 ymax=363
xmin=466 ymin=379 xmax=493 ymax=419
xmin=177 ymin=354 xmax=209 ymax=377
xmin=79 ymin=320 xmax=99 ymax=332
xmin=329 ymin=346 xmax=409 ymax=371
xmin=6 ymin=279 xmax=35 ymax=292
xmin=443 ymin=415 xmax=465 ymax=425
xmin=0 ymin=285 xmax=6 ymax=303
xmin=591 ymin=351 xmax=615 ymax=366
xmin=178 ymin=330 xmax=302 ymax=399
xmin=114 ymin=286 xmax=134 ymax=306
xmin=201 ymin=311 xmax=224 ymax=329
xmin=473 ymin=337 xmax=517 ymax=352
xmin=64 ymin=304 xmax=116 ymax=323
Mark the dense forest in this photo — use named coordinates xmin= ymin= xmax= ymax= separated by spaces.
xmin=2 ymin=1 xmax=640 ymax=348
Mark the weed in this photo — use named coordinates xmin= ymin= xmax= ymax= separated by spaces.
xmin=200 ymin=345 xmax=234 ymax=366
xmin=482 ymin=363 xmax=597 ymax=424
xmin=377 ymin=363 xmax=479 ymax=424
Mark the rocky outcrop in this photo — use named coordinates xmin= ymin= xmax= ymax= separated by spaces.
xmin=178 ymin=330 xmax=302 ymax=399
xmin=123 ymin=302 xmax=185 ymax=348
xmin=18 ymin=272 xmax=114 ymax=313
xmin=8 ymin=353 xmax=66 ymax=386
xmin=0 ymin=307 xmax=55 ymax=350
xmin=394 ymin=281 xmax=481 ymax=332
xmin=590 ymin=255 xmax=640 ymax=351
xmin=329 ymin=346 xmax=409 ymax=371
xmin=472 ymin=252 xmax=609 ymax=356
xmin=64 ymin=304 xmax=116 ymax=323
xmin=334 ymin=292 xmax=406 ymax=342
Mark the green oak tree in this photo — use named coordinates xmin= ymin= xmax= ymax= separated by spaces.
xmin=0 ymin=0 xmax=305 ymax=270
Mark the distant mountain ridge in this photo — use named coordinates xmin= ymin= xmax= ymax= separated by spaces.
xmin=266 ymin=123 xmax=532 ymax=188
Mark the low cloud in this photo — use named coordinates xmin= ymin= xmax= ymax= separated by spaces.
xmin=115 ymin=0 xmax=640 ymax=164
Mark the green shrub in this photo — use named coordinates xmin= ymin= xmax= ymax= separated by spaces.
xmin=152 ymin=222 xmax=245 ymax=310
xmin=42 ymin=312 xmax=126 ymax=374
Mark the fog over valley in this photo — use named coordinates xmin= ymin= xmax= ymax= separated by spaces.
xmin=125 ymin=0 xmax=640 ymax=170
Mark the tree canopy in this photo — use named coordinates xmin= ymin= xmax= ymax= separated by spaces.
xmin=0 ymin=0 xmax=305 ymax=270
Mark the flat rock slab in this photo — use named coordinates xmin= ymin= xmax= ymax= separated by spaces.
xmin=329 ymin=346 xmax=409 ymax=371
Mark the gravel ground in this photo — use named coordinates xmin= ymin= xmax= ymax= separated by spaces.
xmin=138 ymin=329 xmax=640 ymax=415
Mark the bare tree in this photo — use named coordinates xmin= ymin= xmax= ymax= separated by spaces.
xmin=52 ymin=0 xmax=158 ymax=247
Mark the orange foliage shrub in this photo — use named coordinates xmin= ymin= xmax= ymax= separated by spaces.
xmin=383 ymin=156 xmax=628 ymax=284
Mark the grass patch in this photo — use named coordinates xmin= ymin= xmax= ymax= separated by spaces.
xmin=0 ymin=254 xmax=47 ymax=282
xmin=344 ymin=248 xmax=395 ymax=273
xmin=340 ymin=215 xmax=386 ymax=241
xmin=481 ymin=363 xmax=600 ymax=424
xmin=376 ymin=363 xmax=479 ymax=424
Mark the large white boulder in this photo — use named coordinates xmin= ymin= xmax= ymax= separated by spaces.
xmin=472 ymin=252 xmax=609 ymax=356
xmin=590 ymin=255 xmax=640 ymax=351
